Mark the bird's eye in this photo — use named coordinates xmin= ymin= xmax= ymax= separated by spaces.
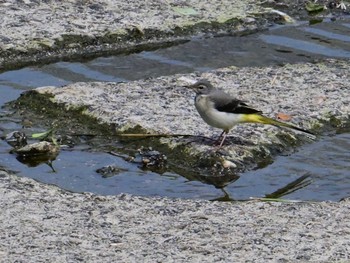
xmin=198 ymin=85 xmax=205 ymax=89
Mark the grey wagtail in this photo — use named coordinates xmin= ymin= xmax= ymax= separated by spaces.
xmin=187 ymin=79 xmax=314 ymax=147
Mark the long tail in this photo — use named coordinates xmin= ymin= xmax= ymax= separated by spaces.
xmin=241 ymin=114 xmax=315 ymax=136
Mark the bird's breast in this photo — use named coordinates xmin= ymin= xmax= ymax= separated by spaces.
xmin=195 ymin=95 xmax=244 ymax=130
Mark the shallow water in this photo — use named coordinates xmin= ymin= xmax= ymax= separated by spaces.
xmin=226 ymin=132 xmax=350 ymax=201
xmin=1 ymin=18 xmax=349 ymax=201
xmin=0 ymin=131 xmax=349 ymax=201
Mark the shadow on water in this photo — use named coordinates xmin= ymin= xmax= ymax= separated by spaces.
xmin=1 ymin=17 xmax=350 ymax=201
xmin=222 ymin=130 xmax=350 ymax=201
xmin=212 ymin=173 xmax=313 ymax=202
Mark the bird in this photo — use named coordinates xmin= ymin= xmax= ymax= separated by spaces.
xmin=187 ymin=79 xmax=314 ymax=148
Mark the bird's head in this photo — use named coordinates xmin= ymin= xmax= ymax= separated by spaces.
xmin=186 ymin=79 xmax=215 ymax=95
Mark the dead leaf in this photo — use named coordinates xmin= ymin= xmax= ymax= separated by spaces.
xmin=276 ymin=113 xmax=292 ymax=121
xmin=314 ymin=96 xmax=327 ymax=105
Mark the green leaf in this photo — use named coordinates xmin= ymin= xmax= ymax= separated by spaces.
xmin=172 ymin=6 xmax=198 ymax=16
xmin=305 ymin=2 xmax=325 ymax=12
xmin=32 ymin=130 xmax=52 ymax=139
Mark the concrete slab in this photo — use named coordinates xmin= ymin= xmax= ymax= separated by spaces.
xmin=0 ymin=0 xmax=281 ymax=69
xmin=1 ymin=169 xmax=350 ymax=262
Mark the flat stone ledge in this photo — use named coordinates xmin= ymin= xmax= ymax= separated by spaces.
xmin=32 ymin=59 xmax=350 ymax=173
xmin=0 ymin=0 xmax=283 ymax=69
xmin=1 ymin=169 xmax=350 ymax=261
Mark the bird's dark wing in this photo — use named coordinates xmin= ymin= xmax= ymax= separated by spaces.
xmin=215 ymin=98 xmax=262 ymax=114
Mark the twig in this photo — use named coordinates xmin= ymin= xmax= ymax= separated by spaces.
xmin=115 ymin=133 xmax=193 ymax=138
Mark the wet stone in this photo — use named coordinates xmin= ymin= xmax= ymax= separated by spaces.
xmin=3 ymin=131 xmax=27 ymax=148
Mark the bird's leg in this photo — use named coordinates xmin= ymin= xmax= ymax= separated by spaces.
xmin=218 ymin=131 xmax=228 ymax=148
xmin=213 ymin=130 xmax=225 ymax=146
